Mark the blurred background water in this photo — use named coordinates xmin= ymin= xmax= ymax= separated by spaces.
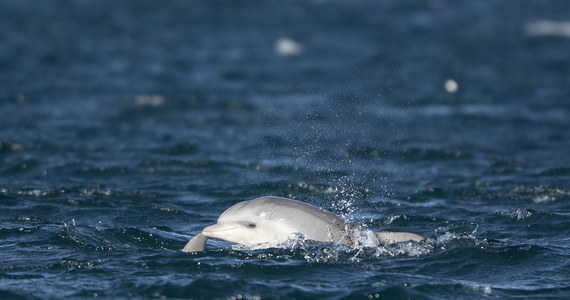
xmin=1 ymin=0 xmax=570 ymax=299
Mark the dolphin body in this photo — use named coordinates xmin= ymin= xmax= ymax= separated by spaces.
xmin=182 ymin=196 xmax=424 ymax=252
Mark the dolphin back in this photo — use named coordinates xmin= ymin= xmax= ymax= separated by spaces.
xmin=251 ymin=196 xmax=348 ymax=224
xmin=247 ymin=196 xmax=357 ymax=244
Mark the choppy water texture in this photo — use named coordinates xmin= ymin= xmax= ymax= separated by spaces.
xmin=1 ymin=0 xmax=570 ymax=299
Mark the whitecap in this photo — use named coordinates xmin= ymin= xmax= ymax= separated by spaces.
xmin=133 ymin=94 xmax=166 ymax=107
xmin=498 ymin=208 xmax=534 ymax=221
xmin=525 ymin=20 xmax=570 ymax=38
xmin=275 ymin=38 xmax=303 ymax=56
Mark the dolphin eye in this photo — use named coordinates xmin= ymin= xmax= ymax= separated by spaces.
xmin=247 ymin=222 xmax=256 ymax=228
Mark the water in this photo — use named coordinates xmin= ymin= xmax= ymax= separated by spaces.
xmin=1 ymin=0 xmax=570 ymax=299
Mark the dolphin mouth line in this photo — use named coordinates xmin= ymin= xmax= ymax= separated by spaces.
xmin=202 ymin=224 xmax=237 ymax=234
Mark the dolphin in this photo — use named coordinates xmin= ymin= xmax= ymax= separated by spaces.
xmin=182 ymin=196 xmax=424 ymax=252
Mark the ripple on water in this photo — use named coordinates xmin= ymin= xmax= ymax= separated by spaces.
xmin=479 ymin=184 xmax=570 ymax=204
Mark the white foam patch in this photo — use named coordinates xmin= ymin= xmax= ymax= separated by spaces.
xmin=372 ymin=240 xmax=433 ymax=258
xmin=533 ymin=194 xmax=556 ymax=204
xmin=275 ymin=38 xmax=303 ymax=56
xmin=444 ymin=79 xmax=459 ymax=94
xmin=226 ymin=230 xmax=499 ymax=263
xmin=460 ymin=283 xmax=493 ymax=295
xmin=133 ymin=94 xmax=165 ymax=107
xmin=525 ymin=21 xmax=570 ymax=38
xmin=498 ymin=209 xmax=534 ymax=220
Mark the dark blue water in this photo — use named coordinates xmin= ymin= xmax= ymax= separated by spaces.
xmin=2 ymin=0 xmax=570 ymax=299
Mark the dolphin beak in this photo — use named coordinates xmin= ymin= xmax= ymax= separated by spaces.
xmin=202 ymin=223 xmax=239 ymax=237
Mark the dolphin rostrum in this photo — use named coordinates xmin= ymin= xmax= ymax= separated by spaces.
xmin=182 ymin=196 xmax=424 ymax=252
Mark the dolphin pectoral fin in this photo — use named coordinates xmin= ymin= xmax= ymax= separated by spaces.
xmin=374 ymin=232 xmax=424 ymax=245
xmin=182 ymin=233 xmax=208 ymax=252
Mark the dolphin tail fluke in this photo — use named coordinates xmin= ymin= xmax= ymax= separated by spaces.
xmin=374 ymin=231 xmax=424 ymax=245
xmin=182 ymin=233 xmax=208 ymax=252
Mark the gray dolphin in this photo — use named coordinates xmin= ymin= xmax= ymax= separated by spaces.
xmin=182 ymin=196 xmax=423 ymax=252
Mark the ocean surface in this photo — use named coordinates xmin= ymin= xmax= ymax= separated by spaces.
xmin=1 ymin=0 xmax=570 ymax=299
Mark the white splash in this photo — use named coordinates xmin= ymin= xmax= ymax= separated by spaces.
xmin=498 ymin=208 xmax=534 ymax=221
xmin=533 ymin=194 xmax=555 ymax=204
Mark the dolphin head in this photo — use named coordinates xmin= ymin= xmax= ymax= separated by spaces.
xmin=201 ymin=199 xmax=296 ymax=246
xmin=202 ymin=220 xmax=291 ymax=246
